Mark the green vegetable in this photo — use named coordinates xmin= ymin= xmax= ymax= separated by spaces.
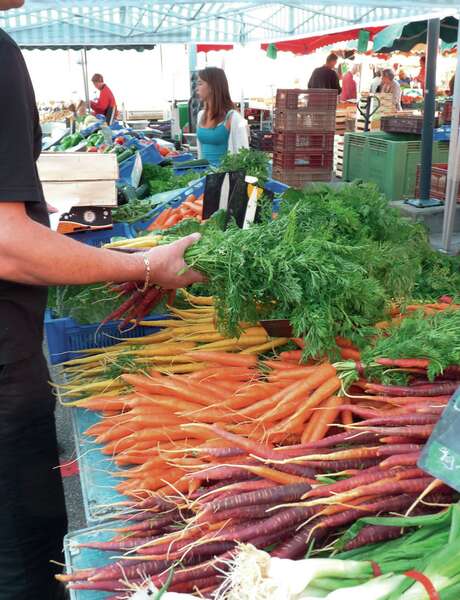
xmin=218 ymin=148 xmax=270 ymax=185
xmin=141 ymin=163 xmax=202 ymax=195
xmin=47 ymin=284 xmax=121 ymax=324
xmin=117 ymin=148 xmax=136 ymax=163
xmin=359 ymin=310 xmax=460 ymax=382
xmin=175 ymin=183 xmax=441 ymax=358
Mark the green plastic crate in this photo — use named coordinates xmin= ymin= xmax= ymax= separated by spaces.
xmin=343 ymin=132 xmax=449 ymax=201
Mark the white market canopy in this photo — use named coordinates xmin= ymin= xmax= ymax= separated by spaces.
xmin=0 ymin=0 xmax=459 ymax=48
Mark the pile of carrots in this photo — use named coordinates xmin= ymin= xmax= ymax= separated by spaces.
xmin=60 ymin=417 xmax=455 ymax=596
xmin=146 ymin=193 xmax=204 ymax=231
xmin=57 ymin=295 xmax=460 ymax=597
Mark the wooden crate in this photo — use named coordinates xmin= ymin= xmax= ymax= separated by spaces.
xmin=37 ymin=153 xmax=118 ymax=207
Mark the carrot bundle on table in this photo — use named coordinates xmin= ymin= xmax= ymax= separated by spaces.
xmin=58 ymin=296 xmax=460 ymax=597
xmin=146 ymin=192 xmax=204 ymax=231
xmin=60 ymin=416 xmax=456 ymax=597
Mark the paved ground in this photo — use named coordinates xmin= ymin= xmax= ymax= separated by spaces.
xmin=52 ymin=362 xmax=87 ymax=534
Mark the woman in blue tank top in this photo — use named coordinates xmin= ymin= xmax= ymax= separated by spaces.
xmin=196 ymin=67 xmax=249 ymax=166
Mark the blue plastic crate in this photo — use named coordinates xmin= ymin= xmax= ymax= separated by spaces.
xmin=118 ymin=143 xmax=164 ymax=186
xmin=71 ymin=407 xmax=125 ymax=524
xmin=265 ymin=178 xmax=289 ymax=195
xmin=130 ymin=177 xmax=206 ymax=235
xmin=64 ymin=523 xmax=119 ymax=600
xmin=173 ymin=166 xmax=209 ymax=176
xmin=433 ymin=125 xmax=451 ymax=141
xmin=66 ymin=223 xmax=133 ymax=249
xmin=171 ymin=152 xmax=194 ymax=163
xmin=45 ymin=313 xmax=168 ymax=365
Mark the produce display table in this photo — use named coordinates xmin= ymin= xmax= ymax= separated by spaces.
xmin=64 ymin=524 xmax=117 ymax=600
xmin=69 ymin=408 xmax=125 ymax=524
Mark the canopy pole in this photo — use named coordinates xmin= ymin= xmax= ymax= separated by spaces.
xmin=419 ymin=18 xmax=440 ymax=201
xmin=441 ymin=18 xmax=460 ymax=253
xmin=81 ymin=48 xmax=90 ymax=109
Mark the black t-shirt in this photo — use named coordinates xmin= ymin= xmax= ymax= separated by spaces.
xmin=0 ymin=28 xmax=49 ymax=365
xmin=308 ymin=66 xmax=342 ymax=94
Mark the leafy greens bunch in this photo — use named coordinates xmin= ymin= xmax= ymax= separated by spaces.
xmin=181 ymin=183 xmax=460 ymax=359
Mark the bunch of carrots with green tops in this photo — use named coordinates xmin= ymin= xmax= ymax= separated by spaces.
xmin=57 ymin=298 xmax=460 ymax=597
xmin=96 ymin=182 xmax=460 ymax=360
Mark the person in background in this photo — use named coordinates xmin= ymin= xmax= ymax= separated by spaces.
xmin=449 ymin=75 xmax=455 ymax=97
xmin=370 ymin=69 xmax=382 ymax=93
xmin=340 ymin=64 xmax=358 ymax=101
xmin=196 ymin=67 xmax=249 ymax=167
xmin=415 ymin=56 xmax=426 ymax=92
xmin=398 ymin=69 xmax=411 ymax=87
xmin=308 ymin=53 xmax=342 ymax=94
xmin=381 ymin=69 xmax=402 ymax=111
xmin=90 ymin=73 xmax=117 ymax=123
xmin=0 ymin=2 xmax=204 ymax=597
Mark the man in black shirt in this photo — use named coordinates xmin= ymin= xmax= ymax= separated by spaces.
xmin=308 ymin=53 xmax=342 ymax=94
xmin=0 ymin=2 xmax=203 ymax=598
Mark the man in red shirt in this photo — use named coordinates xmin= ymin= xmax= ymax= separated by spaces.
xmin=90 ymin=73 xmax=117 ymax=123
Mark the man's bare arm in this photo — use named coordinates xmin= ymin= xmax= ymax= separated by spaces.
xmin=0 ymin=203 xmax=203 ymax=288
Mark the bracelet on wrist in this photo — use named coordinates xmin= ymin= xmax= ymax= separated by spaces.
xmin=136 ymin=252 xmax=151 ymax=293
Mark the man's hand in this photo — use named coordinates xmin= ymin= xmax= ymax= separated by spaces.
xmin=147 ymin=233 xmax=205 ymax=289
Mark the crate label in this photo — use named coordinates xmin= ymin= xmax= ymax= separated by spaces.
xmin=419 ymin=387 xmax=460 ymax=491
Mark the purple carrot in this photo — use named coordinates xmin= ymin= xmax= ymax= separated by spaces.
xmin=344 ymin=524 xmax=403 ymax=550
xmin=277 ymin=431 xmax=381 ymax=452
xmin=195 ymin=447 xmax=247 ymax=458
xmin=114 ymin=512 xmax=181 ymax=533
xmin=153 ymin=551 xmax=233 ymax=587
xmin=78 ymin=537 xmax=158 ymax=551
xmin=132 ymin=287 xmax=163 ymax=322
xmin=272 ymin=494 xmax=417 ymax=559
xmin=361 ymin=425 xmax=434 ymax=438
xmin=204 ymin=483 xmax=311 ymax=514
xmin=270 ymin=462 xmax=316 ymax=478
xmin=199 ymin=503 xmax=281 ymax=525
xmin=365 ymin=381 xmax=460 ymax=397
xmin=357 ymin=413 xmax=439 ymax=427
xmin=302 ymin=458 xmax=382 ymax=470
xmin=129 ymin=495 xmax=176 ymax=512
xmin=380 ymin=452 xmax=421 ymax=469
xmin=101 ymin=291 xmax=143 ymax=326
xmin=90 ymin=559 xmax=172 ymax=582
xmin=304 ymin=465 xmax=410 ymax=499
xmin=203 ymin=507 xmax=316 ymax=544
xmin=185 ymin=466 xmax=255 ymax=482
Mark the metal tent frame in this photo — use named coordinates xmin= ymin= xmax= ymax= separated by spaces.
xmin=0 ymin=1 xmax=455 ymax=47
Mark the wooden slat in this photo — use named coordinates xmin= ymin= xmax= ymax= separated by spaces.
xmin=37 ymin=152 xmax=119 ymax=182
xmin=41 ymin=180 xmax=117 ymax=207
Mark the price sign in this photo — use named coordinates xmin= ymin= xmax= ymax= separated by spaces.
xmin=419 ymin=386 xmax=460 ymax=491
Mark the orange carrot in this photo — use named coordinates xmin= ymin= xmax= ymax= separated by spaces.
xmin=254 ymin=364 xmax=338 ymax=424
xmin=268 ymin=373 xmax=341 ymax=435
xmin=301 ymin=395 xmax=342 ymax=444
xmin=339 ymin=347 xmax=361 ymax=361
xmin=185 ymin=351 xmax=257 ymax=368
xmin=279 ymin=350 xmax=303 ymax=362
